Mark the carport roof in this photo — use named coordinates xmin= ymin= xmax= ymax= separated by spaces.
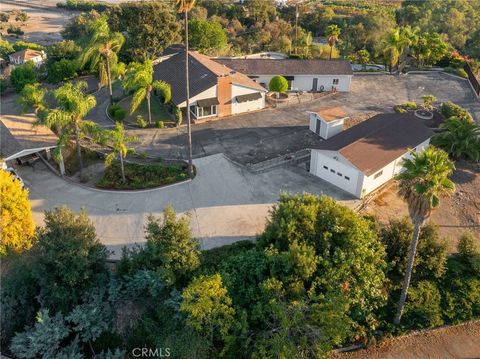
xmin=313 ymin=113 xmax=434 ymax=176
xmin=1 ymin=116 xmax=57 ymax=161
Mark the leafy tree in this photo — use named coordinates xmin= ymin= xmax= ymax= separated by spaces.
xmin=176 ymin=0 xmax=196 ymax=179
xmin=268 ymin=75 xmax=288 ymax=102
xmin=394 ymin=146 xmax=455 ymax=324
xmin=180 ymin=273 xmax=235 ymax=343
xmin=79 ymin=16 xmax=125 ymax=105
xmin=46 ymin=40 xmax=81 ymax=63
xmin=62 ymin=10 xmax=101 ymax=41
xmin=31 ymin=207 xmax=108 ymax=311
xmin=17 ymin=82 xmax=46 ymax=114
xmin=102 ymin=122 xmax=137 ymax=182
xmin=0 ymin=38 xmax=14 ymax=57
xmin=123 ymin=60 xmax=171 ymax=125
xmin=457 ymin=233 xmax=480 ymax=275
xmin=432 ymin=118 xmax=480 ymax=161
xmin=403 ymin=281 xmax=443 ymax=329
xmin=189 ymin=19 xmax=228 ymax=54
xmin=413 ymin=32 xmax=448 ymax=66
xmin=47 ymin=59 xmax=78 ymax=83
xmin=14 ymin=10 xmax=28 ymax=23
xmin=356 ymin=49 xmax=370 ymax=69
xmin=45 ymin=81 xmax=97 ymax=175
xmin=0 ymin=170 xmax=35 ymax=256
xmin=326 ymin=24 xmax=341 ymax=60
xmin=10 ymin=61 xmax=38 ymax=93
xmin=244 ymin=0 xmax=276 ymax=25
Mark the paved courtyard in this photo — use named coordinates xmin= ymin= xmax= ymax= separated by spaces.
xmin=19 ymin=154 xmax=355 ymax=258
xmin=118 ymin=73 xmax=480 ymax=165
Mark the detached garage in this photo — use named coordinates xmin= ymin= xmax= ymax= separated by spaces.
xmin=310 ymin=113 xmax=434 ymax=198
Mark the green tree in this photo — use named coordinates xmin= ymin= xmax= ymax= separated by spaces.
xmin=17 ymin=83 xmax=46 ymax=114
xmin=356 ymin=49 xmax=370 ymax=70
xmin=325 ymin=24 xmax=341 ymax=60
xmin=0 ymin=170 xmax=35 ymax=256
xmin=188 ymin=19 xmax=228 ymax=55
xmin=268 ymin=75 xmax=288 ymax=106
xmin=10 ymin=61 xmax=38 ymax=93
xmin=176 ymin=0 xmax=196 ymax=179
xmin=180 ymin=273 xmax=235 ymax=343
xmin=14 ymin=10 xmax=28 ymax=23
xmin=46 ymin=40 xmax=81 ymax=63
xmin=123 ymin=60 xmax=171 ymax=125
xmin=403 ymin=281 xmax=444 ymax=329
xmin=47 ymin=59 xmax=78 ymax=83
xmin=62 ymin=10 xmax=101 ymax=41
xmin=432 ymin=118 xmax=480 ymax=161
xmin=45 ymin=81 xmax=97 ymax=175
xmin=244 ymin=0 xmax=276 ymax=25
xmin=102 ymin=122 xmax=137 ymax=182
xmin=31 ymin=207 xmax=108 ymax=311
xmin=394 ymin=146 xmax=455 ymax=324
xmin=79 ymin=16 xmax=125 ymax=105
xmin=0 ymin=38 xmax=14 ymax=58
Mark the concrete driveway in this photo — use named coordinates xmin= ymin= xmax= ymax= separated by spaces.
xmin=123 ymin=73 xmax=480 ymax=165
xmin=20 ymin=154 xmax=355 ymax=258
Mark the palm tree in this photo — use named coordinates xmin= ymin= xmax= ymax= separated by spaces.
xmin=44 ymin=81 xmax=97 ymax=176
xmin=103 ymin=122 xmax=137 ymax=182
xmin=393 ymin=146 xmax=455 ymax=324
xmin=432 ymin=118 xmax=480 ymax=161
xmin=325 ymin=24 xmax=341 ymax=60
xmin=123 ymin=60 xmax=171 ymax=125
xmin=176 ymin=0 xmax=196 ymax=178
xmin=384 ymin=26 xmax=418 ymax=72
xmin=17 ymin=83 xmax=46 ymax=114
xmin=79 ymin=16 xmax=125 ymax=105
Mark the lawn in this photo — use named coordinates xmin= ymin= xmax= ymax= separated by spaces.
xmin=96 ymin=161 xmax=190 ymax=190
xmin=119 ymin=95 xmax=173 ymax=126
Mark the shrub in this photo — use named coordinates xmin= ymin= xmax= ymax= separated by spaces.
xmin=441 ymin=273 xmax=480 ymax=323
xmin=440 ymin=101 xmax=473 ymax=122
xmin=457 ymin=233 xmax=480 ymax=275
xmin=47 ymin=59 xmax=78 ymax=83
xmin=0 ymin=12 xmax=9 ymax=22
xmin=156 ymin=120 xmax=164 ymax=129
xmin=456 ymin=68 xmax=468 ymax=78
xmin=7 ymin=26 xmax=24 ymax=36
xmin=403 ymin=281 xmax=443 ymax=329
xmin=394 ymin=102 xmax=417 ymax=113
xmin=136 ymin=115 xmax=147 ymax=128
xmin=108 ymin=104 xmax=126 ymax=122
xmin=268 ymin=75 xmax=289 ymax=94
xmin=174 ymin=107 xmax=182 ymax=127
xmin=10 ymin=61 xmax=38 ymax=92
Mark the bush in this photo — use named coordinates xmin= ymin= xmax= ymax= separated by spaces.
xmin=156 ymin=120 xmax=164 ymax=129
xmin=403 ymin=281 xmax=443 ymax=329
xmin=457 ymin=233 xmax=480 ymax=275
xmin=108 ymin=104 xmax=126 ymax=122
xmin=47 ymin=59 xmax=78 ymax=83
xmin=136 ymin=115 xmax=147 ymax=128
xmin=440 ymin=101 xmax=473 ymax=122
xmin=10 ymin=61 xmax=38 ymax=93
xmin=456 ymin=68 xmax=468 ymax=78
xmin=393 ymin=102 xmax=417 ymax=113
xmin=12 ymin=41 xmax=45 ymax=52
xmin=7 ymin=26 xmax=24 ymax=36
xmin=174 ymin=108 xmax=182 ymax=127
xmin=0 ymin=12 xmax=9 ymax=22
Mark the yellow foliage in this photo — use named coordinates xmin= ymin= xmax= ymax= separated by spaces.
xmin=0 ymin=170 xmax=35 ymax=256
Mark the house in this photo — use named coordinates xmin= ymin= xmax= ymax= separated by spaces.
xmin=308 ymin=106 xmax=349 ymax=139
xmin=8 ymin=49 xmax=46 ymax=68
xmin=153 ymin=45 xmax=267 ymax=121
xmin=213 ymin=58 xmax=353 ymax=92
xmin=309 ymin=112 xmax=434 ymax=198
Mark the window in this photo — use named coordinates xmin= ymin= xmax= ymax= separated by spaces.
xmin=330 ymin=169 xmax=335 ymax=174
xmin=193 ymin=105 xmax=217 ymax=118
xmin=323 ymin=165 xmax=328 ymax=170
xmin=345 ymin=176 xmax=350 ymax=181
xmin=374 ymin=170 xmax=383 ymax=179
xmin=337 ymin=172 xmax=342 ymax=177
xmin=333 ymin=79 xmax=339 ymax=85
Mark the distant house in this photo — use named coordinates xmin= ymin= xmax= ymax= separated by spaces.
xmin=8 ymin=49 xmax=46 ymax=68
xmin=214 ymin=58 xmax=353 ymax=92
xmin=154 ymin=45 xmax=267 ymax=121
xmin=309 ymin=113 xmax=434 ymax=198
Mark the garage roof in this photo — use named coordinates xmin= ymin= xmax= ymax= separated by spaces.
xmin=1 ymin=116 xmax=57 ymax=161
xmin=313 ymin=113 xmax=434 ymax=176
xmin=213 ymin=58 xmax=353 ymax=76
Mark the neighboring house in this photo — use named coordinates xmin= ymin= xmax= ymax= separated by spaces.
xmin=154 ymin=45 xmax=267 ymax=121
xmin=8 ymin=49 xmax=46 ymax=68
xmin=214 ymin=58 xmax=353 ymax=92
xmin=308 ymin=106 xmax=349 ymax=139
xmin=309 ymin=112 xmax=434 ymax=198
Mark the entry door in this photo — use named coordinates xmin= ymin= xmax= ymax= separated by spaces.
xmin=312 ymin=78 xmax=318 ymax=91
xmin=315 ymin=118 xmax=321 ymax=135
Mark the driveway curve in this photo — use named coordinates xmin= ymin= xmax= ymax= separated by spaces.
xmin=20 ymin=154 xmax=354 ymax=258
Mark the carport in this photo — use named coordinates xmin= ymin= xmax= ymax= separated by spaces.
xmin=0 ymin=116 xmax=63 ymax=173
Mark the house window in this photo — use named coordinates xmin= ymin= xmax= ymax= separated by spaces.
xmin=374 ymin=170 xmax=383 ymax=179
xmin=330 ymin=169 xmax=335 ymax=174
xmin=333 ymin=79 xmax=339 ymax=85
xmin=345 ymin=176 xmax=350 ymax=180
xmin=191 ymin=98 xmax=218 ymax=118
xmin=323 ymin=165 xmax=328 ymax=170
xmin=337 ymin=172 xmax=342 ymax=177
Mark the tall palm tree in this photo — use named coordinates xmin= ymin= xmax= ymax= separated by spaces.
xmin=123 ymin=60 xmax=171 ymax=125
xmin=103 ymin=122 xmax=137 ymax=182
xmin=44 ymin=81 xmax=97 ymax=176
xmin=393 ymin=146 xmax=455 ymax=324
xmin=325 ymin=24 xmax=341 ymax=60
xmin=176 ymin=0 xmax=196 ymax=178
xmin=17 ymin=83 xmax=46 ymax=115
xmin=79 ymin=16 xmax=125 ymax=105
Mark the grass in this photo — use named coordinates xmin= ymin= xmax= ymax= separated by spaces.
xmin=96 ymin=161 xmax=190 ymax=190
xmin=119 ymin=96 xmax=173 ymax=125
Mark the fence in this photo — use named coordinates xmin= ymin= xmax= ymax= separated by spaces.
xmin=464 ymin=63 xmax=480 ymax=98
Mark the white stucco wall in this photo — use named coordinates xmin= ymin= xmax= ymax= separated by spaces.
xmin=251 ymin=74 xmax=352 ymax=92
xmin=308 ymin=113 xmax=345 ymax=139
xmin=177 ymin=85 xmax=217 ymax=108
xmin=231 ymin=84 xmax=265 ymax=115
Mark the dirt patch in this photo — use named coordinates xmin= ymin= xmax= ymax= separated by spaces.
xmin=332 ymin=321 xmax=480 ymax=359
xmin=361 ymin=160 xmax=480 ymax=252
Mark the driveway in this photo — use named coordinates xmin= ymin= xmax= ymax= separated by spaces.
xmin=121 ymin=73 xmax=480 ymax=165
xmin=19 ymin=154 xmax=356 ymax=258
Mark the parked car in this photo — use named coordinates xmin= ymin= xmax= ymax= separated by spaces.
xmin=1 ymin=163 xmax=26 ymax=188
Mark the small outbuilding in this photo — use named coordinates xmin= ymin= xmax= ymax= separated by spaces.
xmin=309 ymin=112 xmax=434 ymax=198
xmin=308 ymin=106 xmax=349 ymax=139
